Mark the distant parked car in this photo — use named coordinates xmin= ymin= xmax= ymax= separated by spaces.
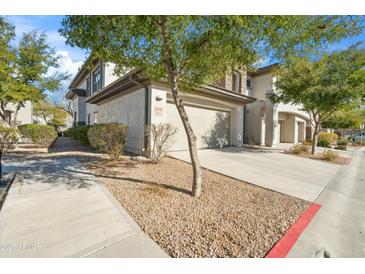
xmin=347 ymin=132 xmax=365 ymax=142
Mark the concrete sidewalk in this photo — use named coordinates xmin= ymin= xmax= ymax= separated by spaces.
xmin=0 ymin=157 xmax=168 ymax=258
xmin=170 ymin=147 xmax=341 ymax=202
xmin=288 ymin=147 xmax=365 ymax=258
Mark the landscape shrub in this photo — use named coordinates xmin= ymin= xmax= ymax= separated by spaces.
xmin=145 ymin=123 xmax=178 ymax=163
xmin=289 ymin=144 xmax=309 ymax=155
xmin=18 ymin=124 xmax=57 ymax=148
xmin=337 ymin=138 xmax=348 ymax=146
xmin=66 ymin=125 xmax=91 ymax=145
xmin=335 ymin=145 xmax=347 ymax=150
xmin=321 ymin=149 xmax=338 ymax=161
xmin=335 ymin=138 xmax=348 ymax=150
xmin=318 ymin=132 xmax=338 ymax=145
xmin=87 ymin=123 xmax=127 ymax=161
xmin=302 ymin=139 xmax=312 ymax=146
xmin=246 ymin=137 xmax=256 ymax=146
xmin=0 ymin=127 xmax=19 ymax=153
xmin=317 ymin=139 xmax=330 ymax=148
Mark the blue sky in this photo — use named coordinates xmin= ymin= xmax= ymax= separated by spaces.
xmin=4 ymin=15 xmax=365 ymax=91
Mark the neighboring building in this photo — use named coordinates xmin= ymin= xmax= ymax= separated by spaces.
xmin=245 ymin=64 xmax=312 ymax=146
xmin=66 ymin=60 xmax=312 ymax=155
xmin=0 ymin=101 xmax=33 ymax=127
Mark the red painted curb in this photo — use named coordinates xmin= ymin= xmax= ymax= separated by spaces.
xmin=265 ymin=203 xmax=321 ymax=258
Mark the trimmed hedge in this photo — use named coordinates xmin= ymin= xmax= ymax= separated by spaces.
xmin=19 ymin=124 xmax=57 ymax=148
xmin=65 ymin=125 xmax=91 ymax=145
xmin=87 ymin=123 xmax=128 ymax=161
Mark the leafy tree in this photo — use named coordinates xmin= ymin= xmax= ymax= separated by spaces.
xmin=33 ymin=101 xmax=68 ymax=127
xmin=0 ymin=16 xmax=70 ymax=126
xmin=60 ymin=15 xmax=363 ymax=197
xmin=0 ymin=17 xmax=17 ymax=124
xmin=322 ymin=109 xmax=365 ymax=130
xmin=270 ymin=46 xmax=365 ymax=154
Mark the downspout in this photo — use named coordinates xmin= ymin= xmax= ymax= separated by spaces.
xmin=128 ymin=74 xmax=150 ymax=157
xmin=243 ymin=105 xmax=246 ymax=144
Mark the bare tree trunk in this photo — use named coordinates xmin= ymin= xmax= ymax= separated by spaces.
xmin=159 ymin=16 xmax=203 ymax=197
xmin=13 ymin=104 xmax=21 ymax=127
xmin=311 ymin=114 xmax=321 ymax=155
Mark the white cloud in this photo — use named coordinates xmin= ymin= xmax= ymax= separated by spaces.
xmin=46 ymin=50 xmax=84 ymax=104
xmin=55 ymin=50 xmax=83 ymax=77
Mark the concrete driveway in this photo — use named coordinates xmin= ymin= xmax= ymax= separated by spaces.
xmin=170 ymin=147 xmax=341 ymax=202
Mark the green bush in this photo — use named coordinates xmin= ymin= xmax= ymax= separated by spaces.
xmin=66 ymin=126 xmax=91 ymax=145
xmin=337 ymin=138 xmax=348 ymax=146
xmin=19 ymin=124 xmax=57 ymax=148
xmin=318 ymin=132 xmax=338 ymax=145
xmin=317 ymin=139 xmax=330 ymax=148
xmin=87 ymin=123 xmax=128 ymax=161
xmin=335 ymin=145 xmax=347 ymax=150
xmin=322 ymin=149 xmax=338 ymax=161
xmin=289 ymin=144 xmax=309 ymax=155
xmin=0 ymin=127 xmax=19 ymax=153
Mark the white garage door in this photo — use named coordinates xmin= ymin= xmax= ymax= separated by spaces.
xmin=166 ymin=103 xmax=230 ymax=151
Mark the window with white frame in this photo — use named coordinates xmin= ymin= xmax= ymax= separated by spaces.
xmin=87 ymin=113 xmax=91 ymax=125
xmin=93 ymin=112 xmax=98 ymax=124
xmin=232 ymin=71 xmax=240 ymax=93
xmin=92 ymin=66 xmax=102 ymax=93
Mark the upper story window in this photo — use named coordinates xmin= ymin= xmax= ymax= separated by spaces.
xmin=86 ymin=77 xmax=91 ymax=96
xmin=246 ymin=77 xmax=253 ymax=89
xmin=232 ymin=71 xmax=241 ymax=93
xmin=246 ymin=76 xmax=253 ymax=97
xmin=92 ymin=66 xmax=102 ymax=93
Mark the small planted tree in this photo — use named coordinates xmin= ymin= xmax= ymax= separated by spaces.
xmin=60 ymin=15 xmax=362 ymax=197
xmin=0 ymin=127 xmax=18 ymax=179
xmin=87 ymin=123 xmax=128 ymax=161
xmin=146 ymin=123 xmax=178 ymax=163
xmin=270 ymin=46 xmax=365 ymax=154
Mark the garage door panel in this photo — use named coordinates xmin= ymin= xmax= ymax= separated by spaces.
xmin=166 ymin=103 xmax=230 ymax=151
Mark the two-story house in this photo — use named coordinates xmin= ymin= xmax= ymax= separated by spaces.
xmin=66 ymin=59 xmax=256 ymax=155
xmin=245 ymin=64 xmax=312 ymax=147
xmin=66 ymin=60 xmax=312 ymax=155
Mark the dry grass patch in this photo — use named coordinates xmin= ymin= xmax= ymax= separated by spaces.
xmin=86 ymin=157 xmax=310 ymax=258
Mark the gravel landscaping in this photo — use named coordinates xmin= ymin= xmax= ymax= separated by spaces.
xmin=86 ymin=156 xmax=310 ymax=258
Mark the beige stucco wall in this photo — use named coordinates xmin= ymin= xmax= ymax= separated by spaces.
xmin=104 ymin=62 xmax=120 ymax=87
xmin=97 ymin=88 xmax=146 ymax=154
xmin=251 ymin=73 xmax=273 ymax=101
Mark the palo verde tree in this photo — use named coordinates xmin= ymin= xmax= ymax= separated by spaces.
xmin=270 ymin=46 xmax=365 ymax=154
xmin=60 ymin=16 xmax=363 ymax=197
xmin=0 ymin=16 xmax=70 ymax=126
